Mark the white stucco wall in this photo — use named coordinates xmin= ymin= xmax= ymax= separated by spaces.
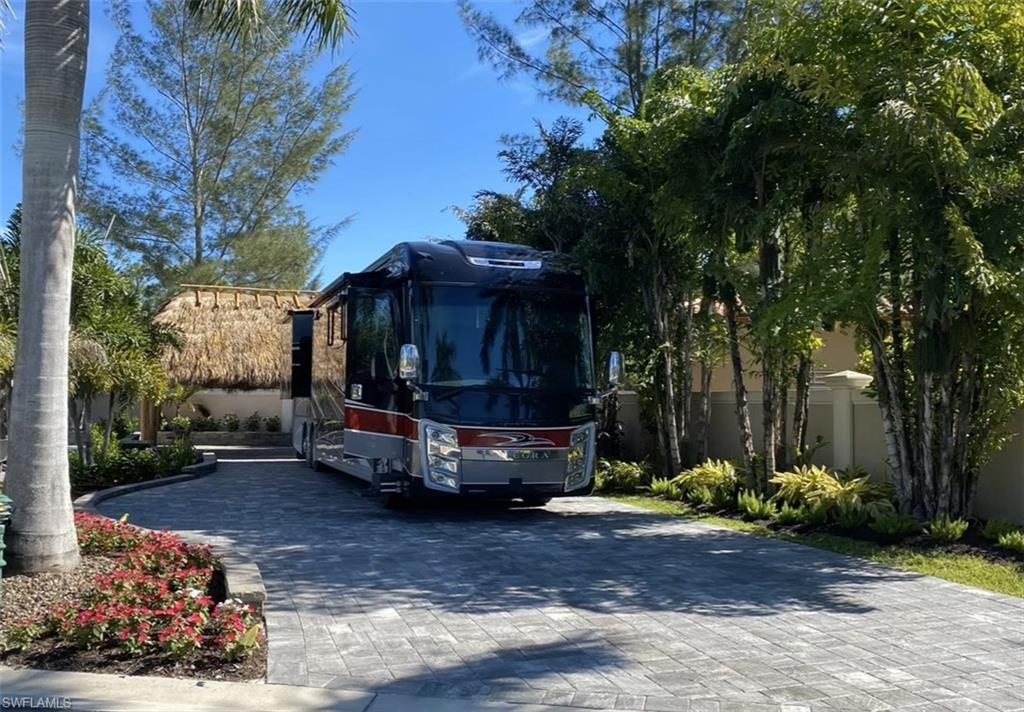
xmin=161 ymin=389 xmax=282 ymax=422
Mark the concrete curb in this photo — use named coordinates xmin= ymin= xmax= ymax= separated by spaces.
xmin=72 ymin=452 xmax=266 ymax=613
xmin=0 ymin=667 xmax=598 ymax=712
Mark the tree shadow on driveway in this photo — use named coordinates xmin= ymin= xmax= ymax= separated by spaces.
xmin=99 ymin=461 xmax=1023 ymax=705
xmin=101 ymin=460 xmax=912 ymax=621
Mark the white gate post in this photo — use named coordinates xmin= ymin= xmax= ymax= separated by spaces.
xmin=821 ymin=370 xmax=873 ymax=470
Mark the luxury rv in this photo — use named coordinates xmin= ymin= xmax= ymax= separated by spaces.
xmin=288 ymin=240 xmax=622 ymax=503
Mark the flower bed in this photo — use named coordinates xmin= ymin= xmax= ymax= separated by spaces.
xmin=1 ymin=513 xmax=265 ymax=681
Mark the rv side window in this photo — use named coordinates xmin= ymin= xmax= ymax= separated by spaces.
xmin=349 ymin=292 xmax=398 ymax=382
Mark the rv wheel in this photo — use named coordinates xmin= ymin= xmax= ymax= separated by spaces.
xmin=384 ymin=493 xmax=412 ymax=510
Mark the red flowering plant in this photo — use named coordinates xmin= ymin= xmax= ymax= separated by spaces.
xmin=74 ymin=512 xmax=145 ymax=554
xmin=5 ymin=513 xmax=262 ymax=663
xmin=210 ymin=600 xmax=264 ymax=662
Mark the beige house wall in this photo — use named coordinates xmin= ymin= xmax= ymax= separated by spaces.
xmin=688 ymin=329 xmax=1024 ymax=523
xmin=701 ymin=327 xmax=862 ymax=393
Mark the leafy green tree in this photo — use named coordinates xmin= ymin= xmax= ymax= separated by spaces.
xmin=750 ymin=0 xmax=1024 ymax=518
xmin=453 ymin=118 xmax=599 ymax=253
xmin=82 ymin=0 xmax=354 ymax=297
xmin=1 ymin=208 xmax=174 ymax=465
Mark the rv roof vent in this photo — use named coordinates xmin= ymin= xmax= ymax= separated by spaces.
xmin=467 ymin=256 xmax=542 ymax=270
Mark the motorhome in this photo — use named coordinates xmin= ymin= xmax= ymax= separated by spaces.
xmin=288 ymin=240 xmax=622 ymax=504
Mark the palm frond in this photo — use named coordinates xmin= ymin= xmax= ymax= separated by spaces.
xmin=187 ymin=0 xmax=352 ymax=50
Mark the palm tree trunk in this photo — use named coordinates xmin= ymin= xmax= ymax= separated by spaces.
xmin=6 ymin=0 xmax=89 ymax=573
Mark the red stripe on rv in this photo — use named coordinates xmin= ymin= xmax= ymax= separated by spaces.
xmin=344 ymin=406 xmax=417 ymax=439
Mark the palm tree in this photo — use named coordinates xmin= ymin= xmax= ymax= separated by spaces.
xmin=7 ymin=0 xmax=90 ymax=573
xmin=8 ymin=0 xmax=349 ymax=573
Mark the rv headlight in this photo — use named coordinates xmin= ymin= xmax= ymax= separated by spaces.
xmin=564 ymin=425 xmax=592 ymax=491
xmin=423 ymin=422 xmax=461 ymax=492
xmin=425 ymin=424 xmax=459 ymax=457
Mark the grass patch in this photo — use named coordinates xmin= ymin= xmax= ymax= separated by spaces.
xmin=609 ymin=494 xmax=1024 ymax=598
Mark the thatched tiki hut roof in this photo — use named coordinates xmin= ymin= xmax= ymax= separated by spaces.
xmin=154 ymin=285 xmax=319 ymax=390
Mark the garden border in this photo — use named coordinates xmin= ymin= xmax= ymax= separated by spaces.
xmin=73 ymin=452 xmax=267 ymax=612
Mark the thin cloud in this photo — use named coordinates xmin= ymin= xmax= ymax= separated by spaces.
xmin=516 ymin=26 xmax=548 ymax=48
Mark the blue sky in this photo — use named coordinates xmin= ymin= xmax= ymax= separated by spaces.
xmin=0 ymin=0 xmax=595 ymax=281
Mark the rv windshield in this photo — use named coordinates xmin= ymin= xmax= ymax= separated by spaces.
xmin=417 ymin=285 xmax=594 ymax=392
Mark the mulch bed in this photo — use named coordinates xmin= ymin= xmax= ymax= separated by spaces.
xmin=0 ymin=555 xmax=119 ymax=637
xmin=0 ymin=553 xmax=266 ymax=682
xmin=2 ymin=637 xmax=265 ymax=682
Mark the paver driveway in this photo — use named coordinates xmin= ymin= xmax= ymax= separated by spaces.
xmin=98 ymin=456 xmax=1024 ymax=711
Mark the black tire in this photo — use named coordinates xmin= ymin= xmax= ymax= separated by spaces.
xmin=385 ymin=493 xmax=411 ymax=510
xmin=521 ymin=497 xmax=552 ymax=507
xmin=296 ymin=423 xmax=308 ymax=459
xmin=306 ymin=427 xmax=326 ymax=471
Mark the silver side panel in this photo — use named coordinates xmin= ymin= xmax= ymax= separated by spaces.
xmin=343 ymin=429 xmax=405 ymax=459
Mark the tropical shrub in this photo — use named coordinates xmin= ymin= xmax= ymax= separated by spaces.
xmin=770 ymin=465 xmax=894 ymax=512
xmin=925 ymin=517 xmax=969 ymax=544
xmin=770 ymin=465 xmax=838 ymax=505
xmin=870 ymin=512 xmax=920 ymax=539
xmin=594 ymin=459 xmax=648 ymax=494
xmin=222 ymin=413 xmax=240 ymax=432
xmin=263 ymin=415 xmax=281 ymax=432
xmin=70 ymin=438 xmax=198 ymax=493
xmin=686 ymin=485 xmax=714 ymax=506
xmin=649 ymin=478 xmax=681 ymax=500
xmin=169 ymin=415 xmax=192 ymax=434
xmin=192 ymin=415 xmax=221 ymax=432
xmin=797 ymin=502 xmax=830 ymax=527
xmin=243 ymin=412 xmax=262 ymax=431
xmin=111 ymin=413 xmax=138 ymax=440
xmin=158 ymin=437 xmax=198 ymax=473
xmin=834 ymin=500 xmax=869 ymax=530
xmin=772 ymin=502 xmax=803 ymax=525
xmin=982 ymin=519 xmax=1020 ymax=541
xmin=997 ymin=531 xmax=1024 ymax=555
xmin=737 ymin=489 xmax=775 ymax=520
xmin=711 ymin=486 xmax=735 ymax=510
xmin=672 ymin=459 xmax=738 ymax=496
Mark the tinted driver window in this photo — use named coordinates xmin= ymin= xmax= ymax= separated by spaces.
xmin=350 ymin=293 xmax=398 ymax=382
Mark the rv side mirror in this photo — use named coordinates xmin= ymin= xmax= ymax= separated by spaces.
xmin=399 ymin=343 xmax=420 ymax=381
xmin=606 ymin=351 xmax=624 ymax=387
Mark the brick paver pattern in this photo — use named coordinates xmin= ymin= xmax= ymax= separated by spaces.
xmin=99 ymin=458 xmax=1024 ymax=712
